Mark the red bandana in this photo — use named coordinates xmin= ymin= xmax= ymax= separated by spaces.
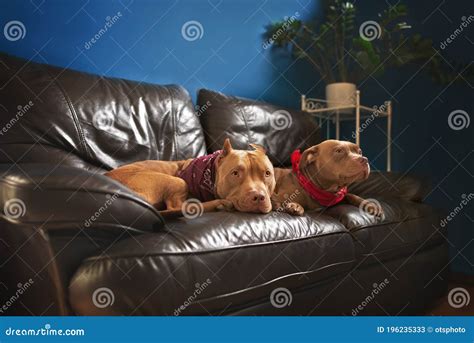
xmin=291 ymin=149 xmax=347 ymax=207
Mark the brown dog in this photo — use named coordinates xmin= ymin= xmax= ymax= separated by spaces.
xmin=271 ymin=140 xmax=383 ymax=217
xmin=106 ymin=139 xmax=275 ymax=216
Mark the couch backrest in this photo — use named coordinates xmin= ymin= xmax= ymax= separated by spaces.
xmin=0 ymin=53 xmax=206 ymax=172
xmin=197 ymin=89 xmax=321 ymax=167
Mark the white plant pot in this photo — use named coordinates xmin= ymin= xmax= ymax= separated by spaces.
xmin=325 ymin=82 xmax=357 ymax=114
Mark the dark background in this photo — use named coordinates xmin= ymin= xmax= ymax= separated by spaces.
xmin=0 ymin=0 xmax=472 ymax=274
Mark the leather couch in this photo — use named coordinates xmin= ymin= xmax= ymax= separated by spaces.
xmin=0 ymin=53 xmax=448 ymax=316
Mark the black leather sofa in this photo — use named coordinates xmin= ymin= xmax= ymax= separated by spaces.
xmin=0 ymin=53 xmax=448 ymax=315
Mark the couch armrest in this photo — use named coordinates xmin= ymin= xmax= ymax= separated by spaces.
xmin=0 ymin=164 xmax=163 ymax=232
xmin=348 ymin=171 xmax=430 ymax=202
xmin=0 ymin=164 xmax=163 ymax=315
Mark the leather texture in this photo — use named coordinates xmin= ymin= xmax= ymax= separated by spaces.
xmin=68 ymin=197 xmax=445 ymax=315
xmin=0 ymin=53 xmax=448 ymax=316
xmin=0 ymin=164 xmax=163 ymax=232
xmin=197 ymin=89 xmax=321 ymax=166
xmin=324 ymin=196 xmax=445 ymax=260
xmin=69 ymin=211 xmax=354 ymax=315
xmin=0 ymin=53 xmax=206 ymax=172
xmin=0 ymin=163 xmax=163 ymax=315
xmin=349 ymin=171 xmax=431 ymax=202
xmin=226 ymin=243 xmax=448 ymax=315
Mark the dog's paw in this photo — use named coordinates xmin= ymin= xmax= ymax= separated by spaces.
xmin=373 ymin=207 xmax=385 ymax=221
xmin=361 ymin=199 xmax=385 ymax=221
xmin=285 ymin=202 xmax=305 ymax=216
xmin=216 ymin=199 xmax=234 ymax=212
xmin=368 ymin=204 xmax=384 ymax=220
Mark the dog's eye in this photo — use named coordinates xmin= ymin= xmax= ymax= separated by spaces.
xmin=231 ymin=170 xmax=239 ymax=177
xmin=358 ymin=149 xmax=363 ymax=155
xmin=335 ymin=148 xmax=343 ymax=154
xmin=265 ymin=170 xmax=272 ymax=177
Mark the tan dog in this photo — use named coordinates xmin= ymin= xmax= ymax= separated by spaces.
xmin=106 ymin=139 xmax=275 ymax=216
xmin=272 ymin=140 xmax=383 ymax=217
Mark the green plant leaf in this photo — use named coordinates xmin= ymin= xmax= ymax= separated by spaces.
xmin=262 ymin=0 xmax=474 ymax=85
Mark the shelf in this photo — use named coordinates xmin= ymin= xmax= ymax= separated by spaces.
xmin=302 ymin=101 xmax=389 ymax=117
xmin=300 ymin=91 xmax=393 ymax=171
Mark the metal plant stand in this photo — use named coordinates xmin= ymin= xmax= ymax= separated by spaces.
xmin=301 ymin=90 xmax=392 ymax=171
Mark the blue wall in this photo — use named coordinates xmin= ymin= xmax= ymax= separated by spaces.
xmin=0 ymin=0 xmax=319 ymax=106
xmin=349 ymin=1 xmax=474 ymax=276
xmin=0 ymin=0 xmax=472 ymax=274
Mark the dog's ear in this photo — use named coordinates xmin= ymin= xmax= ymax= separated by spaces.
xmin=222 ymin=138 xmax=233 ymax=156
xmin=249 ymin=143 xmax=266 ymax=154
xmin=299 ymin=145 xmax=319 ymax=170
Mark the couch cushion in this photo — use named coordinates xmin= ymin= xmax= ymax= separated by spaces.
xmin=197 ymin=89 xmax=321 ymax=166
xmin=69 ymin=211 xmax=355 ymax=315
xmin=0 ymin=53 xmax=206 ymax=171
xmin=324 ymin=196 xmax=444 ymax=261
xmin=0 ymin=164 xmax=163 ymax=233
xmin=348 ymin=171 xmax=431 ymax=202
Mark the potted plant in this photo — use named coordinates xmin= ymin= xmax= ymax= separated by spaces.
xmin=263 ymin=1 xmax=473 ymax=111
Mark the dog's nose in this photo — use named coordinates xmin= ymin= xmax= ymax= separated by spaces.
xmin=358 ymin=156 xmax=368 ymax=165
xmin=249 ymin=190 xmax=266 ymax=204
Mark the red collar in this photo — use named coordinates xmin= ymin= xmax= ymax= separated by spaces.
xmin=291 ymin=149 xmax=347 ymax=207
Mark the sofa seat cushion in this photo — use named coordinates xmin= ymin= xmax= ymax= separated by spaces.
xmin=324 ymin=196 xmax=444 ymax=261
xmin=69 ymin=212 xmax=355 ymax=315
